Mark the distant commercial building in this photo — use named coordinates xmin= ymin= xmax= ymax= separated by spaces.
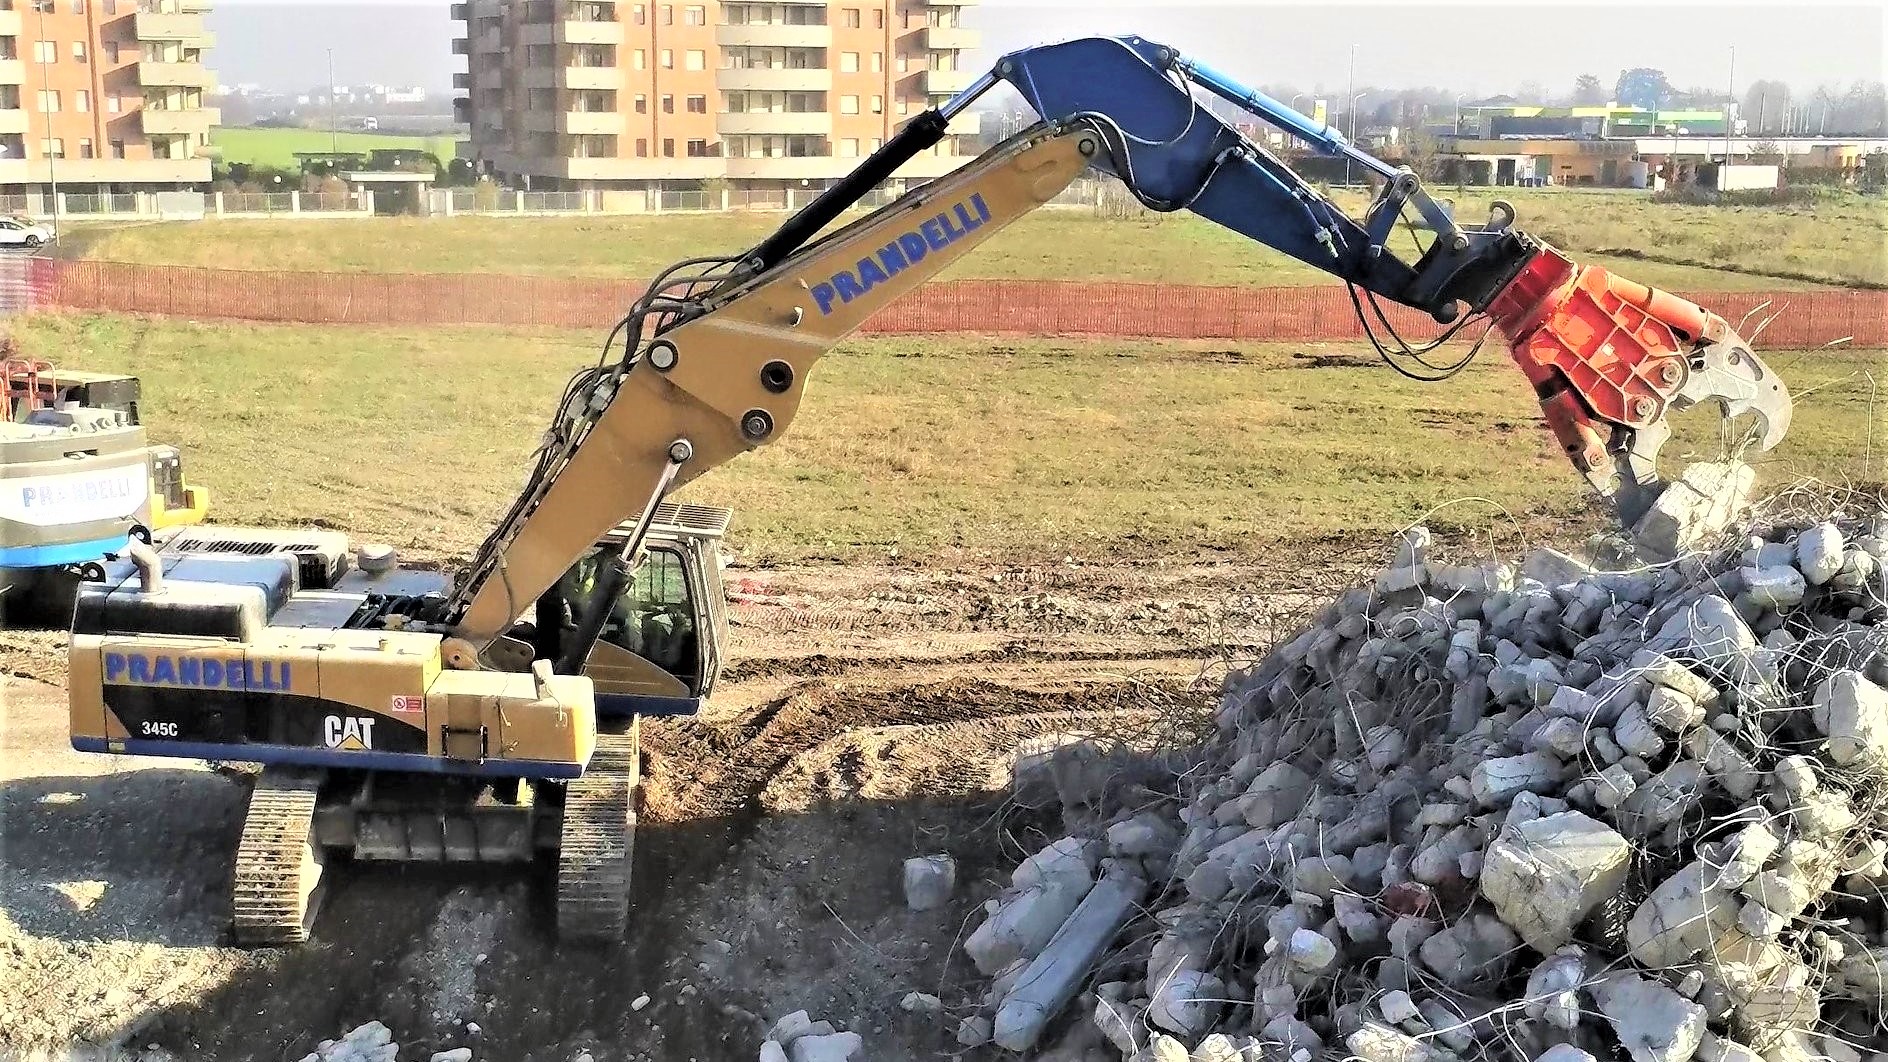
xmin=0 ymin=0 xmax=218 ymax=195
xmin=452 ymin=0 xmax=982 ymax=195
xmin=1442 ymin=134 xmax=1888 ymax=187
xmin=1458 ymin=104 xmax=1735 ymax=140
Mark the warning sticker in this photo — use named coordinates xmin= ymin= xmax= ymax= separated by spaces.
xmin=390 ymin=695 xmax=425 ymax=714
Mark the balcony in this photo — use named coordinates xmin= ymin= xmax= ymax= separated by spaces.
xmin=920 ymin=68 xmax=974 ymax=95
xmin=715 ymin=67 xmax=831 ymax=93
xmin=715 ymin=111 xmax=828 ymax=136
xmin=560 ymin=156 xmax=724 ymax=180
xmin=561 ymin=109 xmax=623 ymax=135
xmin=452 ymin=71 xmax=470 ymax=89
xmin=562 ymin=65 xmax=620 ymax=90
xmin=561 ymin=19 xmax=622 ymax=45
xmin=137 ymin=61 xmax=214 ymax=87
xmin=921 ymin=26 xmax=978 ymax=51
xmin=0 ymin=109 xmax=26 ymax=134
xmin=724 ymin=155 xmax=852 ymax=180
xmin=453 ymin=97 xmax=471 ymax=121
xmin=922 ymin=0 xmax=978 ymax=5
xmin=0 ymin=156 xmax=212 ymax=183
xmin=134 ymin=10 xmax=209 ymax=40
xmin=139 ymin=105 xmax=218 ymax=135
xmin=452 ymin=37 xmax=471 ymax=55
xmin=715 ymin=24 xmax=830 ymax=49
xmin=450 ymin=2 xmax=469 ymax=18
xmin=0 ymin=10 xmax=20 ymax=35
xmin=0 ymin=61 xmax=23 ymax=85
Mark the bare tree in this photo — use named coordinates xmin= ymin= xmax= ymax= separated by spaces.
xmin=1572 ymin=74 xmax=1607 ymax=105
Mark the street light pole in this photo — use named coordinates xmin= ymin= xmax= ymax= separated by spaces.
xmin=1344 ymin=44 xmax=1356 ymax=187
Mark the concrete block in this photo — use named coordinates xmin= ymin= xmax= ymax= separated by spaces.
xmin=965 ymin=865 xmax=1096 ymax=975
xmin=1417 ymin=912 xmax=1518 ymax=987
xmin=1469 ymin=752 xmax=1566 ymax=807
xmin=992 ymin=873 xmax=1146 ymax=1052
xmin=903 ymin=855 xmax=956 ymax=911
xmin=1481 ymin=811 xmax=1631 ymax=953
xmin=1629 ymin=860 xmax=1741 ymax=967
xmin=1813 ymin=670 xmax=1888 ymax=766
xmin=1592 ymin=972 xmax=1708 ymax=1062
xmin=1739 ymin=565 xmax=1806 ymax=609
xmin=1147 ymin=969 xmax=1225 ymax=1040
xmin=1240 ymin=762 xmax=1314 ymax=829
xmin=1632 ymin=461 xmax=1754 ymax=561
xmin=1796 ymin=522 xmax=1846 ymax=585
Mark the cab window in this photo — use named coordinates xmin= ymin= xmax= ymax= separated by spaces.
xmin=557 ymin=543 xmax=699 ymax=682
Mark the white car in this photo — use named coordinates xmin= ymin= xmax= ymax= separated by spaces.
xmin=0 ymin=216 xmax=53 ymax=248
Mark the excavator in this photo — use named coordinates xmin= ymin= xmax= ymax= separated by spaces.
xmin=64 ymin=36 xmax=1793 ymax=946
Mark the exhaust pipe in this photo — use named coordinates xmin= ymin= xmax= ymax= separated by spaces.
xmin=124 ymin=538 xmax=163 ymax=594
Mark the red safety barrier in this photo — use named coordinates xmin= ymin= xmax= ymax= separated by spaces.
xmin=24 ymin=259 xmax=1888 ymax=350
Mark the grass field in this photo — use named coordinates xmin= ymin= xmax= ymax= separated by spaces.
xmin=72 ymin=186 xmax=1888 ymax=292
xmin=209 ymin=127 xmax=461 ymax=170
xmin=16 ymin=312 xmax=1877 ymax=563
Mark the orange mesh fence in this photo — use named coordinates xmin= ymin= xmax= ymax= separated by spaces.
xmin=26 ymin=259 xmax=1888 ymax=350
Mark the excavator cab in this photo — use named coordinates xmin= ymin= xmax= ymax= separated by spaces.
xmin=532 ymin=501 xmax=729 ymax=718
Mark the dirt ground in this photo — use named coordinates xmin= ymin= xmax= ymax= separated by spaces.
xmin=0 ymin=545 xmax=1387 ymax=1062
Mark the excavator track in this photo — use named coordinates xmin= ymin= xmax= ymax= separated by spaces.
xmin=556 ymin=723 xmax=640 ymax=944
xmin=230 ymin=768 xmax=327 ymax=946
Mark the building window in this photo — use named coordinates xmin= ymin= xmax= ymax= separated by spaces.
xmin=103 ymin=0 xmax=115 ymax=12
xmin=838 ymin=137 xmax=857 ymax=157
xmin=684 ymin=49 xmax=704 ymax=70
xmin=896 ymin=56 xmax=907 ymax=73
xmin=839 ymin=94 xmax=858 ymax=115
xmin=685 ymin=138 xmax=708 ymax=156
xmin=32 ymin=40 xmax=55 ymax=64
xmin=75 ymin=89 xmax=88 ymax=111
xmin=104 ymin=41 xmax=119 ymax=63
xmin=635 ymin=137 xmax=648 ymax=156
xmin=72 ymin=0 xmax=83 ymax=13
xmin=685 ymin=94 xmax=705 ymax=113
xmin=661 ymin=93 xmax=672 ymax=113
xmin=839 ymin=51 xmax=857 ymax=73
xmin=109 ymin=138 xmax=124 ymax=158
xmin=870 ymin=94 xmax=881 ymax=113
xmin=106 ymin=94 xmax=120 ymax=112
xmin=631 ymin=49 xmax=646 ymax=70
xmin=34 ymin=89 xmax=57 ymax=113
xmin=873 ymin=8 xmax=883 ymax=28
xmin=870 ymin=52 xmax=881 ymax=73
xmin=660 ymin=48 xmax=672 ymax=68
xmin=78 ymin=138 xmax=93 ymax=158
xmin=630 ymin=4 xmax=644 ymax=24
xmin=72 ymin=41 xmax=86 ymax=62
xmin=842 ymin=8 xmax=859 ymax=28
xmin=868 ymin=137 xmax=881 ymax=151
xmin=38 ymin=137 xmax=63 ymax=158
xmin=633 ymin=94 xmax=647 ymax=113
xmin=661 ymin=4 xmax=671 ymax=25
xmin=683 ymin=4 xmax=703 ymax=25
xmin=896 ymin=98 xmax=907 ymax=115
xmin=661 ymin=137 xmax=674 ymax=156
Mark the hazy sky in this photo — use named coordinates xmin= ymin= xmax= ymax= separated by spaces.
xmin=208 ymin=0 xmax=1885 ymax=99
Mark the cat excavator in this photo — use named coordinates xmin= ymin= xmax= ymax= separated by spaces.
xmin=65 ymin=36 xmax=1793 ymax=946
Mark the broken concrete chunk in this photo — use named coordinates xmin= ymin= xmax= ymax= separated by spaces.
xmin=1629 ymin=860 xmax=1741 ymax=968
xmin=965 ymin=861 xmax=1096 ymax=975
xmin=1536 ymin=1048 xmax=1599 ymax=1062
xmin=1240 ymin=762 xmax=1315 ymax=830
xmin=1684 ymin=727 xmax=1759 ymax=800
xmin=1470 ymin=752 xmax=1566 ymax=807
xmin=1147 ymin=969 xmax=1225 ymax=1040
xmin=1773 ymin=755 xmax=1818 ymax=796
xmin=1593 ymin=971 xmax=1708 ymax=1062
xmin=902 ymin=855 xmax=956 ymax=911
xmin=1523 ymin=949 xmax=1587 ymax=1030
xmin=1416 ymin=912 xmax=1518 ymax=987
xmin=1740 ymin=565 xmax=1807 ymax=610
xmin=786 ymin=1032 xmax=863 ymax=1062
xmin=1797 ymin=522 xmax=1846 ymax=585
xmin=1813 ymin=670 xmax=1888 ymax=767
xmin=1615 ymin=702 xmax=1668 ymax=759
xmin=992 ymin=873 xmax=1146 ymax=1052
xmin=1346 ymin=1022 xmax=1442 ymax=1062
xmin=1480 ymin=812 xmax=1630 ymax=953
xmin=1633 ymin=461 xmax=1755 ymax=561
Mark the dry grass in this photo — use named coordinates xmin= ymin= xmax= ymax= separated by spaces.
xmin=65 ymin=187 xmax=1887 ymax=293
xmin=16 ymin=312 xmax=1879 ymax=564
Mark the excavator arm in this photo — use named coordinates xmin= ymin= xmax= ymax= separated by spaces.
xmin=439 ymin=35 xmax=1794 ymax=667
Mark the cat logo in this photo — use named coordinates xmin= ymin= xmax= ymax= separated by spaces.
xmin=322 ymin=715 xmax=376 ymax=751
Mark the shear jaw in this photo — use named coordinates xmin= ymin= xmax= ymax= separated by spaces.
xmin=1600 ymin=334 xmax=1794 ymax=530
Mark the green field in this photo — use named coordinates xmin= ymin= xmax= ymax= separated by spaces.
xmin=16 ymin=313 xmax=1877 ymax=564
xmin=209 ymin=127 xmax=461 ymax=170
xmin=73 ymin=186 xmax=1888 ymax=292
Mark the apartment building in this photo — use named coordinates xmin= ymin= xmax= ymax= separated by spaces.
xmin=453 ymin=0 xmax=981 ymax=193
xmin=0 ymin=0 xmax=217 ymax=195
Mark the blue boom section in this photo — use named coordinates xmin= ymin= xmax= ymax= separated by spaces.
xmin=978 ymin=36 xmax=1528 ymax=315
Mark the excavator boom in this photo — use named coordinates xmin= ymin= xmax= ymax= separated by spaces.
xmin=444 ymin=35 xmax=1794 ymax=664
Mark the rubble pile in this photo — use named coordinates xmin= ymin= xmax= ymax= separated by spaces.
xmin=962 ymin=485 xmax=1888 ymax=1062
xmin=294 ymin=1021 xmax=476 ymax=1062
